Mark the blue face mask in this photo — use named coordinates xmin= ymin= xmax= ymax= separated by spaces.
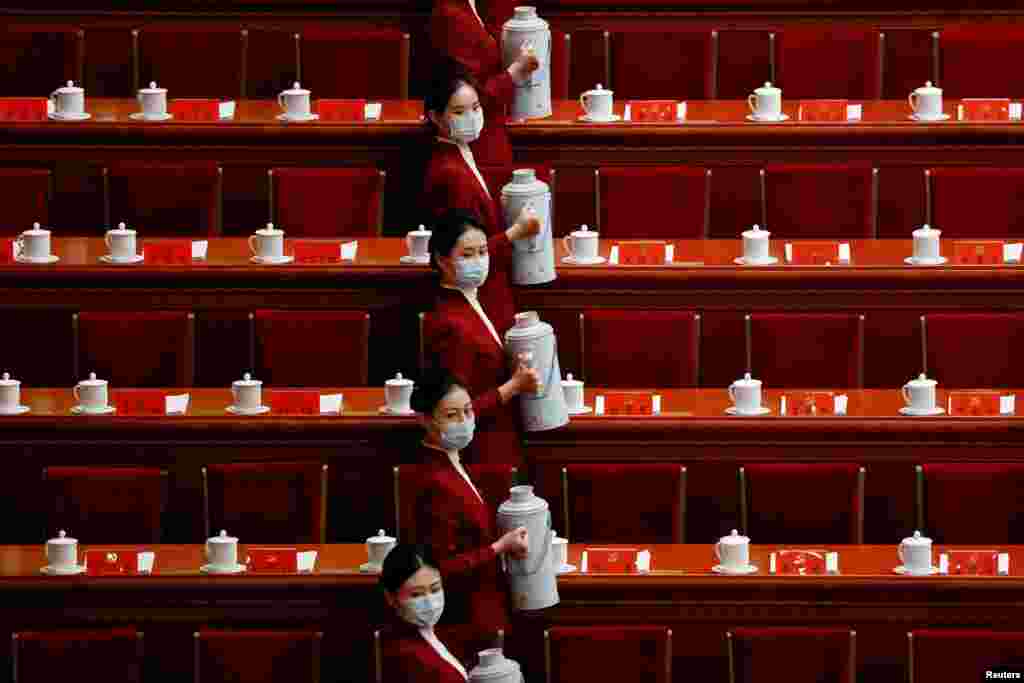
xmin=448 ymin=107 xmax=484 ymax=144
xmin=401 ymin=589 xmax=444 ymax=628
xmin=438 ymin=416 xmax=475 ymax=451
xmin=454 ymin=255 xmax=489 ymax=289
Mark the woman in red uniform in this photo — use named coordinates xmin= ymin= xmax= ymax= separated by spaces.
xmin=430 ymin=0 xmax=538 ymax=166
xmin=422 ymin=208 xmax=539 ymax=467
xmin=408 ymin=370 xmax=529 ymax=656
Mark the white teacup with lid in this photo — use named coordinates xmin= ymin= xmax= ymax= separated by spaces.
xmin=230 ymin=373 xmax=264 ymax=414
xmin=562 ymin=224 xmax=602 ymax=264
xmin=361 ymin=529 xmax=397 ymax=573
xmin=136 ymin=81 xmax=168 ymax=119
xmin=73 ymin=372 xmax=110 ymax=414
xmin=49 ymin=80 xmax=86 ymax=119
xmin=382 ymin=372 xmax=414 ymax=414
xmin=204 ymin=529 xmax=241 ymax=572
xmin=579 ymin=84 xmax=614 ymax=121
xmin=403 ymin=225 xmax=432 ymax=264
xmin=17 ymin=222 xmax=53 ymax=262
xmin=104 ymin=222 xmax=138 ymax=262
xmin=249 ymin=223 xmax=286 ymax=262
xmin=748 ymin=82 xmax=783 ymax=120
xmin=901 ymin=373 xmax=939 ymax=415
xmin=739 ymin=224 xmax=774 ymax=265
xmin=0 ymin=372 xmax=27 ymax=415
xmin=909 ymin=81 xmax=944 ymax=121
xmin=898 ymin=530 xmax=934 ymax=574
xmin=44 ymin=530 xmax=81 ymax=574
xmin=728 ymin=372 xmax=764 ymax=415
xmin=714 ymin=529 xmax=753 ymax=572
xmin=468 ymin=648 xmax=522 ymax=683
xmin=909 ymin=224 xmax=943 ymax=264
xmin=278 ymin=82 xmax=314 ymax=120
xmin=561 ymin=373 xmax=586 ymax=414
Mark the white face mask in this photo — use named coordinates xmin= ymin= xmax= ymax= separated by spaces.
xmin=454 ymin=254 xmax=489 ymax=289
xmin=401 ymin=590 xmax=444 ymax=628
xmin=448 ymin=107 xmax=484 ymax=144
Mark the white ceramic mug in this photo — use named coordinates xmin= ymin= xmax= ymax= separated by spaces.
xmin=278 ymin=82 xmax=311 ymax=118
xmin=742 ymin=224 xmax=771 ymax=262
xmin=551 ymin=535 xmax=568 ymax=570
xmin=73 ymin=372 xmax=108 ymax=412
xmin=231 ymin=373 xmax=262 ymax=411
xmin=0 ymin=373 xmax=20 ymax=411
xmin=249 ymin=224 xmax=285 ymax=260
xmin=748 ymin=82 xmax=782 ymax=119
xmin=385 ymin=373 xmax=414 ymax=412
xmin=561 ymin=374 xmax=584 ymax=411
xmin=714 ymin=529 xmax=750 ymax=569
xmin=206 ymin=530 xmax=238 ymax=568
xmin=909 ymin=82 xmax=943 ymax=120
xmin=405 ymin=226 xmax=431 ymax=260
xmin=50 ymin=81 xmax=84 ymax=116
xmin=898 ymin=530 xmax=933 ymax=573
xmin=728 ymin=373 xmax=762 ymax=414
xmin=579 ymin=84 xmax=614 ymax=120
xmin=105 ymin=223 xmax=137 ymax=261
xmin=366 ymin=530 xmax=397 ymax=566
xmin=46 ymin=530 xmax=77 ymax=569
xmin=137 ymin=82 xmax=167 ymax=117
xmin=562 ymin=225 xmax=599 ymax=261
xmin=902 ymin=374 xmax=937 ymax=411
xmin=17 ymin=223 xmax=51 ymax=260
xmin=912 ymin=225 xmax=941 ymax=262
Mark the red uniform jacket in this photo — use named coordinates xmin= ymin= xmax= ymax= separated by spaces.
xmin=413 ymin=443 xmax=510 ymax=633
xmin=431 ymin=0 xmax=515 ymax=166
xmin=422 ymin=139 xmax=517 ymax=330
xmin=378 ymin=620 xmax=468 ymax=683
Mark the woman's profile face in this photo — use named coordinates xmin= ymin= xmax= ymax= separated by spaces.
xmin=430 ymin=386 xmax=473 ymax=433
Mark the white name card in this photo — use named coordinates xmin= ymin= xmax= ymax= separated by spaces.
xmin=319 ymin=393 xmax=343 ymax=414
xmin=165 ymin=393 xmax=190 ymax=415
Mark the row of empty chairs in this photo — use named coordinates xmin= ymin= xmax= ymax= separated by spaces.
xmin=12 ymin=164 xmax=1024 ymax=239
xmin=7 ymin=308 xmax=1024 ymax=389
xmin=10 ymin=21 xmax=1024 ymax=100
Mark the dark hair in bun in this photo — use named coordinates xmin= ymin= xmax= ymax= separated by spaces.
xmin=428 ymin=208 xmax=487 ymax=272
xmin=379 ymin=543 xmax=438 ymax=594
xmin=410 ymin=368 xmax=466 ymax=416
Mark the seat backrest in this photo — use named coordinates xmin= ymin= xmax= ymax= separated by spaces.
xmin=136 ymin=24 xmax=244 ymax=98
xmin=715 ymin=28 xmax=774 ymax=99
xmin=742 ymin=463 xmax=865 ymax=544
xmin=582 ymin=309 xmax=700 ymax=388
xmin=764 ymin=163 xmax=876 ymax=239
xmin=922 ymin=312 xmax=1024 ymax=388
xmin=203 ymin=462 xmax=327 ymax=543
xmin=728 ymin=628 xmax=855 ymax=683
xmin=195 ymin=630 xmax=322 ymax=683
xmin=271 ymin=167 xmax=385 ymax=238
xmin=14 ymin=628 xmax=143 ymax=683
xmin=940 ymin=25 xmax=1024 ymax=98
xmin=0 ymin=168 xmax=50 ymax=234
xmin=0 ymin=25 xmax=82 ymax=97
xmin=563 ymin=464 xmax=685 ymax=543
xmin=928 ymin=167 xmax=1024 ymax=238
xmin=597 ymin=166 xmax=709 ymax=239
xmin=909 ymin=630 xmax=1024 ymax=682
xmin=0 ymin=310 xmax=73 ymax=387
xmin=43 ymin=466 xmax=168 ymax=544
xmin=609 ymin=28 xmax=713 ymax=100
xmin=76 ymin=311 xmax=195 ymax=387
xmin=918 ymin=463 xmax=1024 ymax=544
xmin=253 ymin=309 xmax=370 ymax=386
xmin=298 ymin=27 xmax=409 ymax=99
xmin=545 ymin=626 xmax=672 ymax=683
xmin=775 ymin=26 xmax=878 ymax=99
xmin=746 ymin=313 xmax=865 ymax=389
xmin=105 ymin=162 xmax=221 ymax=237
xmin=244 ymin=29 xmax=300 ymax=99
xmin=878 ymin=28 xmax=939 ymax=100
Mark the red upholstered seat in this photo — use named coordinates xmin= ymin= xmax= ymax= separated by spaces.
xmin=14 ymin=628 xmax=143 ymax=683
xmin=0 ymin=168 xmax=50 ymax=235
xmin=582 ymin=309 xmax=700 ymax=388
xmin=203 ymin=462 xmax=328 ymax=543
xmin=76 ymin=311 xmax=194 ymax=387
xmin=918 ymin=464 xmax=1024 ymax=544
xmin=940 ymin=26 xmax=1024 ymax=98
xmin=609 ymin=28 xmax=713 ymax=99
xmin=562 ymin=464 xmax=686 ymax=543
xmin=253 ymin=309 xmax=370 ymax=386
xmin=728 ymin=627 xmax=855 ymax=683
xmin=194 ymin=311 xmax=253 ymax=387
xmin=394 ymin=463 xmax=516 ymax=539
xmin=928 ymin=167 xmax=1024 ymax=238
xmin=922 ymin=312 xmax=1024 ymax=388
xmin=82 ymin=28 xmax=134 ymax=97
xmin=195 ymin=630 xmax=322 ymax=683
xmin=136 ymin=24 xmax=244 ymax=98
xmin=42 ymin=466 xmax=167 ymax=543
xmin=764 ymin=163 xmax=876 ymax=239
xmin=298 ymin=27 xmax=409 ymax=99
xmin=0 ymin=25 xmax=82 ymax=97
xmin=244 ymin=29 xmax=300 ymax=100
xmin=746 ymin=313 xmax=865 ymax=388
xmin=0 ymin=310 xmax=74 ymax=386
xmin=716 ymin=29 xmax=773 ymax=99
xmin=271 ymin=167 xmax=385 ymax=237
xmin=878 ymin=29 xmax=939 ymax=100
xmin=709 ymin=166 xmax=764 ymax=238
xmin=597 ymin=166 xmax=710 ymax=239
xmin=775 ymin=26 xmax=878 ymax=99
xmin=741 ymin=463 xmax=865 ymax=544
xmin=105 ymin=162 xmax=221 ymax=236
xmin=909 ymin=630 xmax=1024 ymax=682
xmin=545 ymin=626 xmax=672 ymax=683
xmin=550 ymin=30 xmax=571 ymax=101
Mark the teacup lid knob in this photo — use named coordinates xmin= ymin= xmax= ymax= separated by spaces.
xmin=118 ymin=222 xmax=126 ymax=231
xmin=925 ymin=81 xmax=933 ymax=88
xmin=730 ymin=529 xmax=739 ymax=536
xmin=58 ymin=530 xmax=66 ymax=539
xmin=220 ymin=529 xmax=227 ymax=537
xmin=567 ymin=373 xmax=574 ymax=381
xmin=149 ymin=81 xmax=157 ymax=89
xmin=378 ymin=529 xmax=386 ymax=537
xmin=765 ymin=82 xmax=772 ymax=88
xmin=66 ymin=80 xmax=74 ymax=87
xmin=88 ymin=372 xmax=96 ymax=380
xmin=32 ymin=222 xmax=40 ymax=230
xmin=293 ymin=82 xmax=301 ymax=89
xmin=580 ymin=224 xmax=589 ymax=232
xmin=243 ymin=373 xmax=251 ymax=381
xmin=918 ymin=373 xmax=927 ymax=380
xmin=2 ymin=373 xmax=8 ymax=381
xmin=266 ymin=222 xmax=274 ymax=230
xmin=744 ymin=372 xmax=752 ymax=380
xmin=913 ymin=530 xmax=922 ymax=539
xmin=752 ymin=224 xmax=761 ymax=232
xmin=418 ymin=224 xmax=425 ymax=230
xmin=395 ymin=372 xmax=403 ymax=380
